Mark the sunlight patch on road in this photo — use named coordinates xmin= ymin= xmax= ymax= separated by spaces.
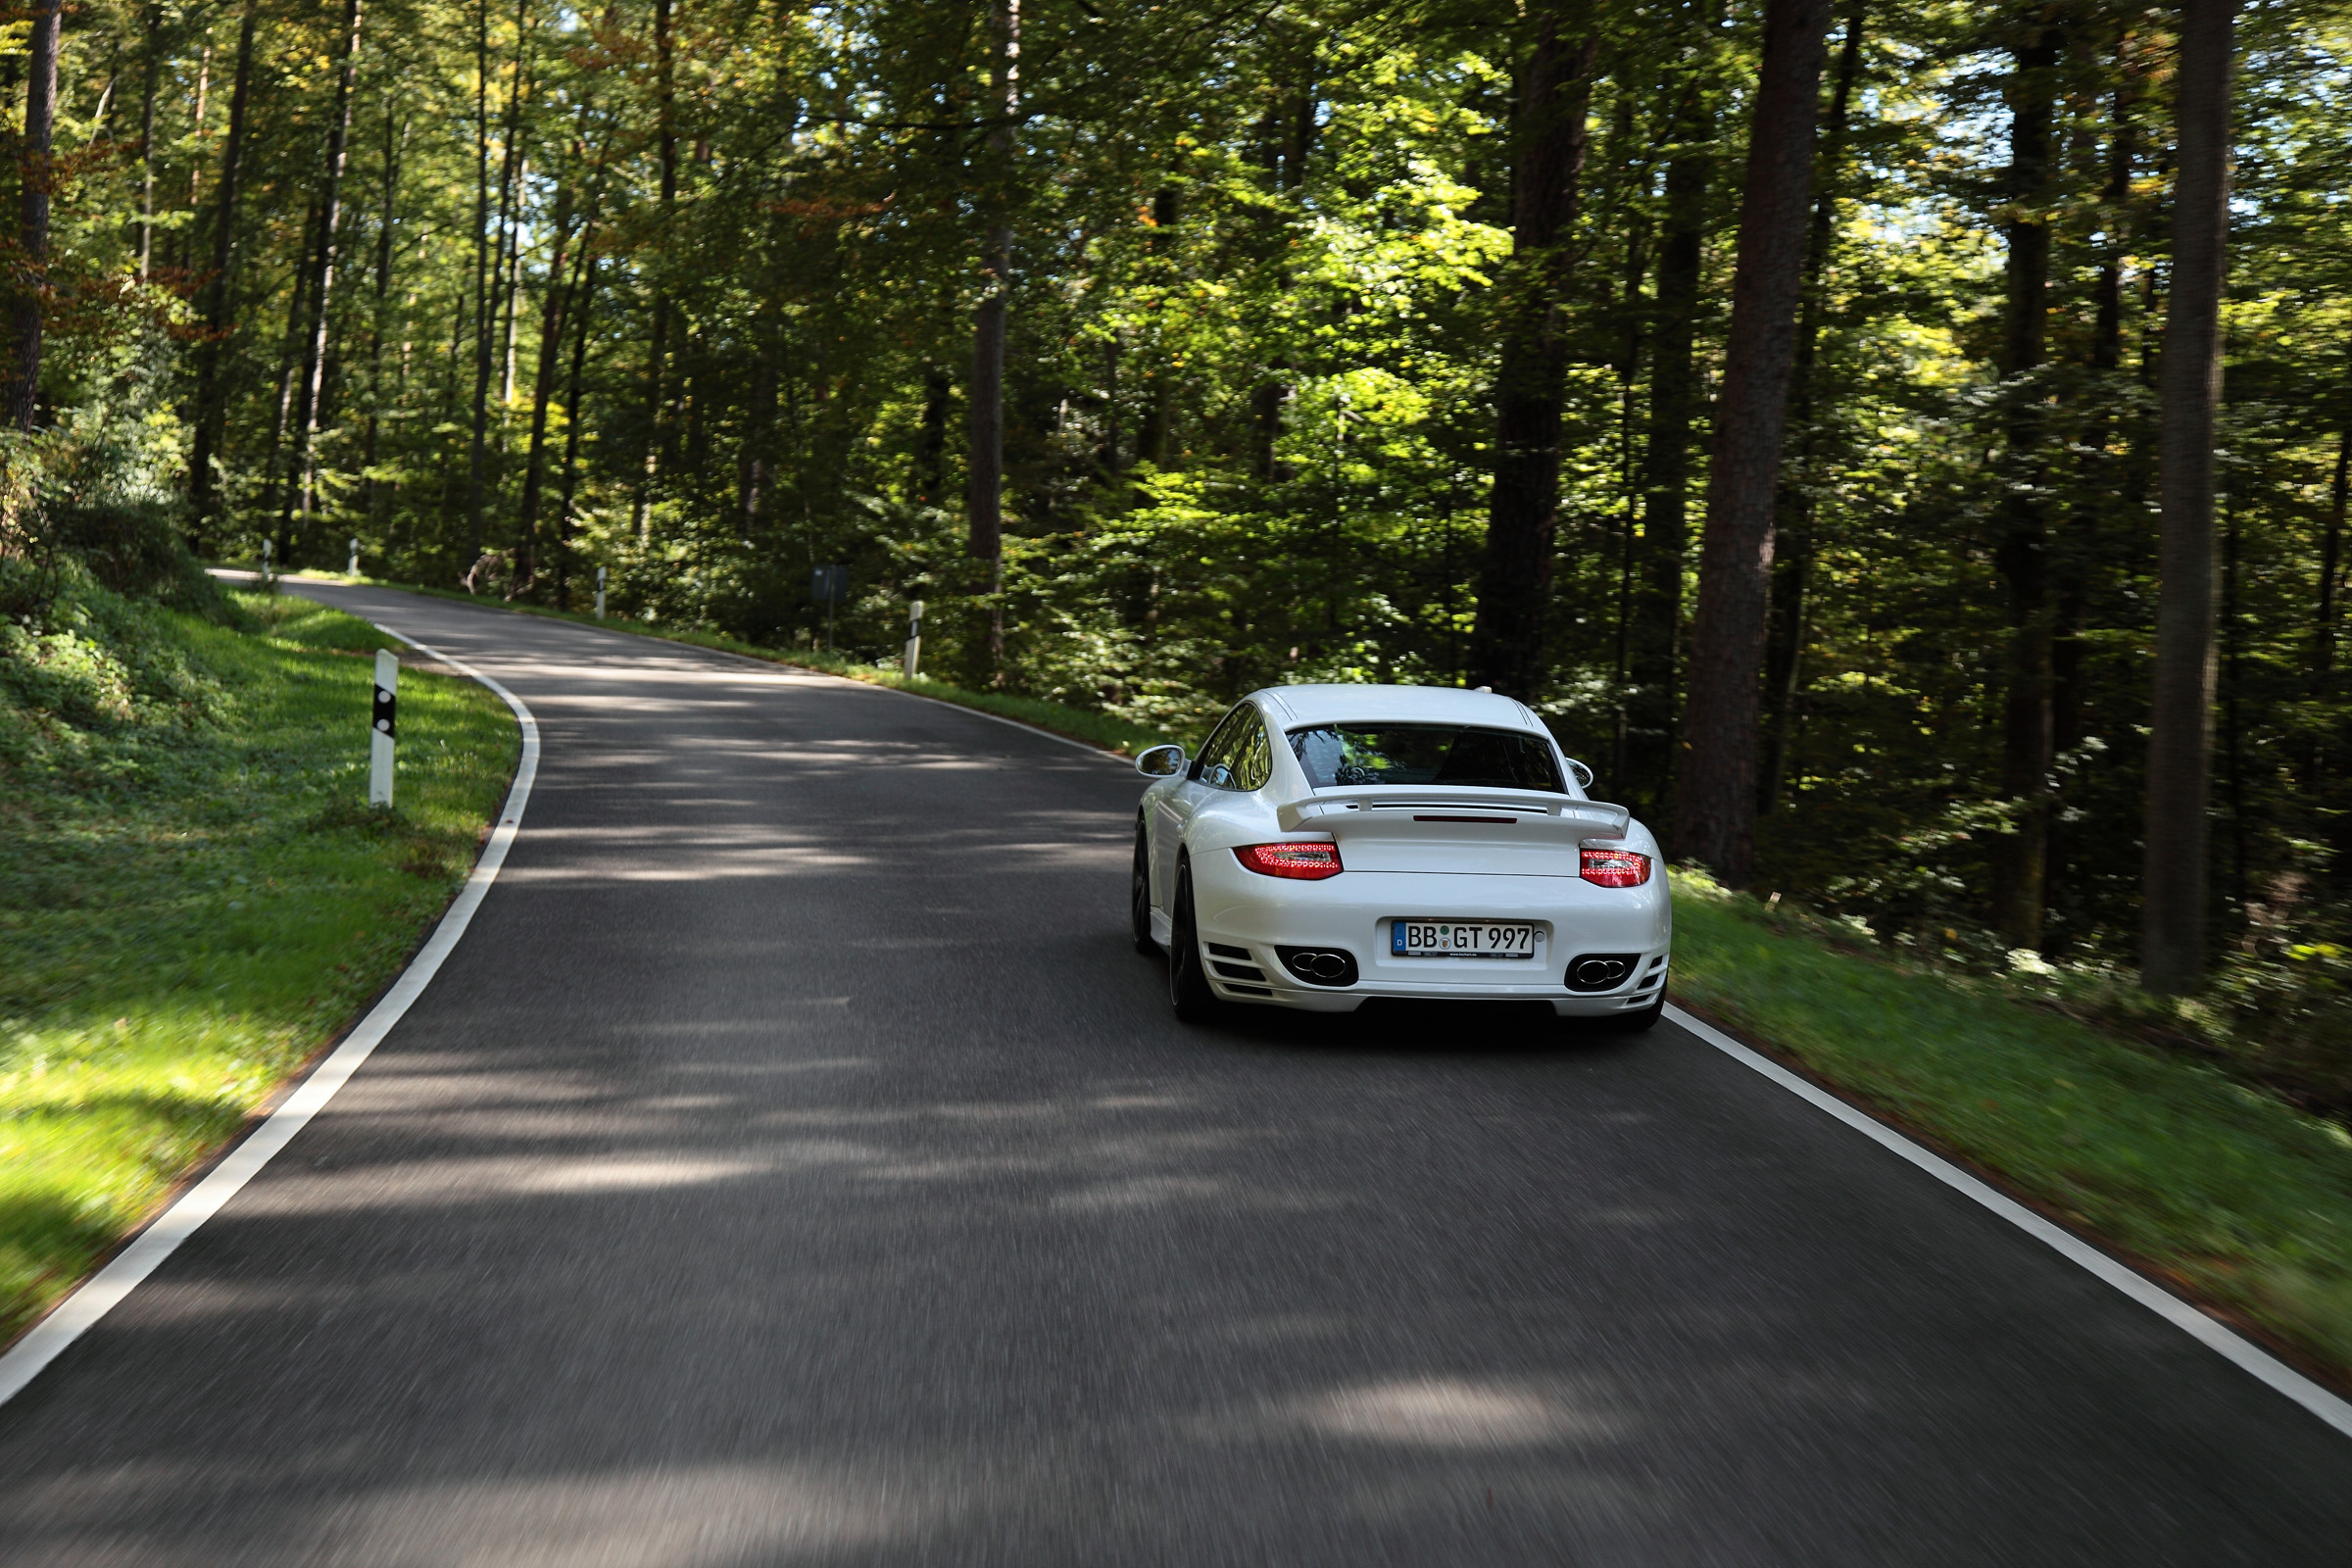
xmin=1234 ymin=1378 xmax=1621 ymax=1448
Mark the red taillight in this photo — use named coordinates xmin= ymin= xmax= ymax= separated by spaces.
xmin=1580 ymin=846 xmax=1650 ymax=888
xmin=1235 ymin=842 xmax=1345 ymax=880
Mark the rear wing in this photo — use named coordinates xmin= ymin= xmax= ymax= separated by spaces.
xmin=1276 ymin=788 xmax=1632 ymax=838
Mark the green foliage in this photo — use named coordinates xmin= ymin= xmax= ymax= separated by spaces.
xmin=0 ymin=584 xmax=516 ymax=1343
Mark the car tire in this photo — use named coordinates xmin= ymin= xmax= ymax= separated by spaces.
xmin=1167 ymin=862 xmax=1221 ymax=1024
xmin=1131 ymin=819 xmax=1158 ymax=955
xmin=1601 ymin=994 xmax=1665 ymax=1033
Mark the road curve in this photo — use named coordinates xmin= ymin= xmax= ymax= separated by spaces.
xmin=1 ymin=583 xmax=2344 ymax=1566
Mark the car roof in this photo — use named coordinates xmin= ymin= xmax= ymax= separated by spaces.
xmin=1252 ymin=683 xmax=1547 ymax=732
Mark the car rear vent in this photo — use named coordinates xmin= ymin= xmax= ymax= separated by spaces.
xmin=1275 ymin=947 xmax=1359 ymax=987
xmin=1207 ymin=943 xmax=1251 ymax=959
xmin=1211 ymin=961 xmax=1268 ymax=983
xmin=1564 ymin=953 xmax=1641 ymax=993
xmin=1223 ymin=984 xmax=1273 ymax=997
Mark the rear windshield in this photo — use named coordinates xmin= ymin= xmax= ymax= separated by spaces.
xmin=1287 ymin=723 xmax=1567 ymax=794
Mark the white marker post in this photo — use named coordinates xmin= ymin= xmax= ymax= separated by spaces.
xmin=369 ymin=650 xmax=398 ymax=808
xmin=904 ymin=599 xmax=924 ymax=679
xmin=261 ymin=538 xmax=273 ymax=585
xmin=595 ymin=564 xmax=607 ymax=621
xmin=348 ymin=537 xmax=361 ymax=575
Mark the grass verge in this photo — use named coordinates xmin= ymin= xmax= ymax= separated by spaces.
xmin=1671 ymin=873 xmax=2352 ymax=1387
xmin=292 ymin=572 xmax=1178 ymax=756
xmin=1 ymin=585 xmax=516 ymax=1346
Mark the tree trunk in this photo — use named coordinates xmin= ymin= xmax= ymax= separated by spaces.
xmin=1627 ymin=69 xmax=1714 ymax=814
xmin=136 ymin=3 xmax=159 ymax=282
xmin=172 ymin=39 xmax=210 ymax=276
xmin=7 ymin=0 xmax=63 ymax=430
xmin=917 ymin=363 xmax=951 ymax=503
xmin=554 ymin=245 xmax=599 ymax=608
xmin=2048 ymin=29 xmax=2137 ymax=944
xmin=1467 ymin=5 xmax=1597 ymax=700
xmin=469 ymin=0 xmax=528 ymax=564
xmin=2320 ymin=427 xmax=2348 ymax=681
xmin=1760 ymin=2 xmax=1865 ymax=816
xmin=1988 ymin=16 xmax=2062 ymax=949
xmin=738 ymin=350 xmax=776 ymax=534
xmin=633 ymin=0 xmax=677 ymax=544
xmin=282 ymin=0 xmax=365 ymax=556
xmin=364 ymin=100 xmax=404 ymax=531
xmin=514 ymin=175 xmax=573 ymax=593
xmin=186 ymin=1 xmax=256 ymax=546
xmin=466 ymin=0 xmax=493 ymax=556
xmin=969 ymin=0 xmax=1020 ymax=667
xmin=1671 ymin=0 xmax=1836 ymax=885
xmin=2141 ymin=0 xmax=2237 ymax=992
xmin=262 ymin=197 xmax=319 ymax=541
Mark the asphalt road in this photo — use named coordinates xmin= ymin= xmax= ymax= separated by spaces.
xmin=2 ymin=583 xmax=2346 ymax=1566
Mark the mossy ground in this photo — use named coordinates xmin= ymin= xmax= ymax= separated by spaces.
xmin=0 ymin=585 xmax=514 ymax=1344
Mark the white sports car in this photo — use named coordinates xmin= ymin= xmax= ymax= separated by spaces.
xmin=1131 ymin=684 xmax=1670 ymax=1028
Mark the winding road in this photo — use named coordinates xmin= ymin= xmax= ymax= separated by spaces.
xmin=1 ymin=582 xmax=2346 ymax=1565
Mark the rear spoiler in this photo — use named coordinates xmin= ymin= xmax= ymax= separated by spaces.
xmin=1276 ymin=789 xmax=1632 ymax=838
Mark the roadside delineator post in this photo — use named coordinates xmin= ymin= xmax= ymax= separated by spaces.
xmin=348 ymin=537 xmax=361 ymax=575
xmin=261 ymin=538 xmax=273 ymax=585
xmin=369 ymin=649 xmax=397 ymax=808
xmin=904 ymin=599 xmax=924 ymax=679
xmin=595 ymin=564 xmax=607 ymax=621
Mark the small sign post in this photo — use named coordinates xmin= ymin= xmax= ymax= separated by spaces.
xmin=261 ymin=538 xmax=273 ymax=585
xmin=904 ymin=599 xmax=924 ymax=679
xmin=595 ymin=564 xmax=608 ymax=621
xmin=810 ymin=564 xmax=848 ymax=652
xmin=369 ymin=650 xmax=398 ymax=808
xmin=347 ymin=537 xmax=361 ymax=576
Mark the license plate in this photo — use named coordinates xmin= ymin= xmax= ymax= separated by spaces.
xmin=1391 ymin=920 xmax=1540 ymax=959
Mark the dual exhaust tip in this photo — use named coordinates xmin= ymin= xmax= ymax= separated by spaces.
xmin=1273 ymin=948 xmax=1644 ymax=994
xmin=1276 ymin=947 xmax=1359 ymax=987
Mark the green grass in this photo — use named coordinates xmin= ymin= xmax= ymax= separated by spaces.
xmin=311 ymin=573 xmax=1179 ymax=756
xmin=1671 ymin=874 xmax=2352 ymax=1382
xmin=0 ymin=587 xmax=516 ymax=1344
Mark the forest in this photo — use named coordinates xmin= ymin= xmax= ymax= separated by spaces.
xmin=0 ymin=0 xmax=2340 ymax=1017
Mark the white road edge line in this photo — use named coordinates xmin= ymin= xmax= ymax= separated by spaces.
xmin=1665 ymin=1003 xmax=2352 ymax=1441
xmin=0 ymin=625 xmax=538 ymax=1410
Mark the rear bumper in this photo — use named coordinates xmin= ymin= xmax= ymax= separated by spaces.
xmin=1187 ymin=862 xmax=1672 ymax=1014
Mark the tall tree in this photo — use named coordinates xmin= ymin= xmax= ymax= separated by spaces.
xmin=6 ymin=0 xmax=64 ymax=429
xmin=1759 ymin=1 xmax=1864 ymax=814
xmin=968 ymin=0 xmax=1020 ymax=666
xmin=632 ymin=0 xmax=679 ymax=543
xmin=136 ymin=3 xmax=160 ymax=282
xmin=2141 ymin=0 xmax=2238 ymax=992
xmin=1988 ymin=12 xmax=2063 ymax=949
xmin=1672 ymin=0 xmax=1836 ymax=883
xmin=1466 ymin=0 xmax=1597 ymax=700
xmin=1627 ymin=26 xmax=1719 ymax=812
xmin=187 ymin=0 xmax=258 ymax=544
xmin=281 ymin=0 xmax=367 ymax=555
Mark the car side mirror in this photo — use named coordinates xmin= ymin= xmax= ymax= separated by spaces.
xmin=1564 ymin=758 xmax=1594 ymax=790
xmin=1135 ymin=743 xmax=1188 ymax=778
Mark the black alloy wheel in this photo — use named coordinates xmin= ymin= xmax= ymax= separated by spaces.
xmin=1166 ymin=861 xmax=1221 ymax=1023
xmin=1131 ymin=818 xmax=1157 ymax=955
